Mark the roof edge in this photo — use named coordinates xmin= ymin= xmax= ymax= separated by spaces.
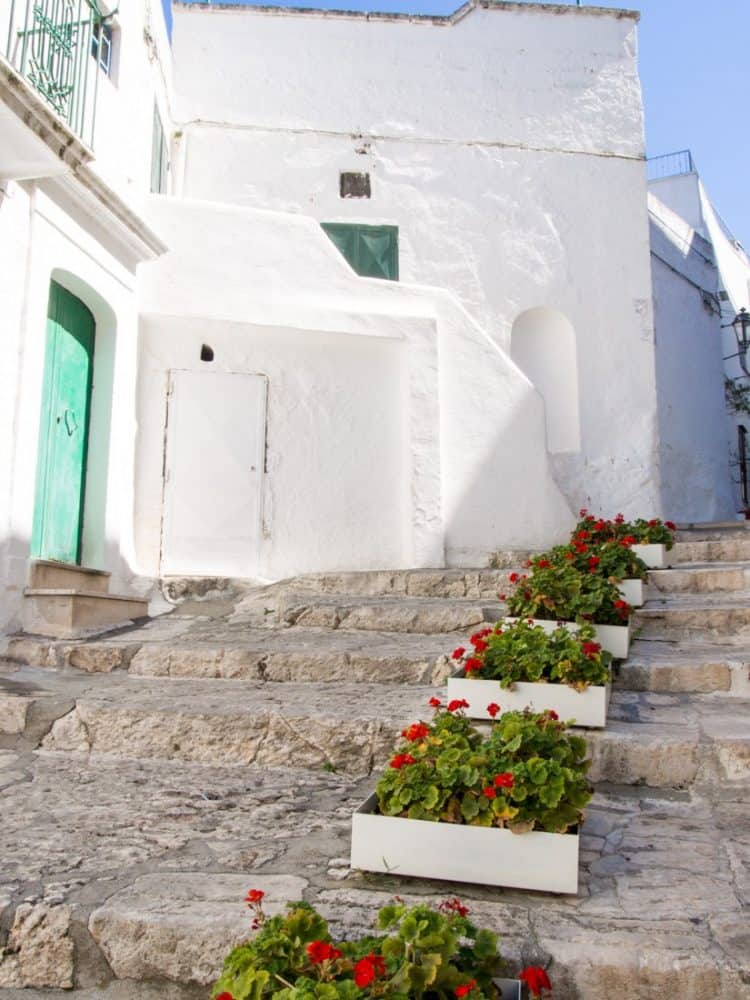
xmin=172 ymin=1 xmax=640 ymax=27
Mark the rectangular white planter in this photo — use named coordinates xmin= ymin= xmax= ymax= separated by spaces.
xmin=447 ymin=674 xmax=610 ymax=728
xmin=632 ymin=543 xmax=668 ymax=568
xmin=617 ymin=578 xmax=644 ymax=607
xmin=350 ymin=793 xmax=580 ymax=894
xmin=495 ymin=981 xmax=522 ymax=1000
xmin=504 ymin=617 xmax=630 ymax=659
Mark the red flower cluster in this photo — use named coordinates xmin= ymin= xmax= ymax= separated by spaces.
xmin=486 ymin=702 xmax=501 ymax=718
xmin=614 ymin=513 xmax=625 ymax=524
xmin=245 ymin=888 xmax=266 ymax=930
xmin=582 ymin=641 xmax=601 ymax=660
xmin=613 ymin=598 xmax=630 ymax=620
xmin=353 ymin=952 xmax=386 ymax=987
xmin=455 ymin=979 xmax=478 ymax=997
xmin=519 ymin=965 xmax=552 ymax=997
xmin=509 ymin=572 xmax=519 ymax=583
xmin=401 ymin=723 xmax=429 ymax=742
xmin=588 ymin=556 xmax=600 ymax=573
xmin=482 ymin=786 xmax=496 ymax=799
xmin=535 ymin=558 xmax=551 ymax=569
xmin=493 ymin=772 xmax=514 ymax=788
xmin=429 ymin=696 xmax=442 ymax=709
xmin=447 ymin=698 xmax=470 ymax=713
xmin=438 ymin=897 xmax=469 ymax=918
xmin=464 ymin=658 xmax=483 ymax=673
xmin=245 ymin=889 xmax=264 ymax=905
xmin=216 ymin=993 xmax=234 ymax=1000
xmin=665 ymin=520 xmax=676 ymax=531
xmin=451 ymin=646 xmax=466 ymax=660
xmin=390 ymin=753 xmax=416 ymax=770
xmin=619 ymin=534 xmax=636 ymax=547
xmin=306 ymin=941 xmax=342 ymax=964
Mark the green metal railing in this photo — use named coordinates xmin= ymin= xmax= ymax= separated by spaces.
xmin=3 ymin=0 xmax=104 ymax=148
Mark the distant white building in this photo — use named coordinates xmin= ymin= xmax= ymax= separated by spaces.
xmin=0 ymin=0 xmax=741 ymax=635
xmin=648 ymin=150 xmax=750 ymax=518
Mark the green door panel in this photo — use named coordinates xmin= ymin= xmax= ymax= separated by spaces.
xmin=32 ymin=281 xmax=95 ymax=565
xmin=321 ymin=223 xmax=399 ymax=280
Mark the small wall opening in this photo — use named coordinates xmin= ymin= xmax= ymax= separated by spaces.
xmin=200 ymin=344 xmax=214 ymax=362
xmin=510 ymin=307 xmax=580 ymax=453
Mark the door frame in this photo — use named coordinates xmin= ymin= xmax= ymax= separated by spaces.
xmin=31 ymin=280 xmax=96 ymax=565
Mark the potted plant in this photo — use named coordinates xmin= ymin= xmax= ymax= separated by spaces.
xmin=560 ymin=535 xmax=648 ymax=606
xmin=447 ymin=619 xmax=612 ymax=727
xmin=350 ymin=702 xmax=591 ymax=894
xmin=500 ymin=557 xmax=632 ymax=658
xmin=573 ymin=509 xmax=676 ymax=569
xmin=211 ymin=893 xmax=551 ymax=1000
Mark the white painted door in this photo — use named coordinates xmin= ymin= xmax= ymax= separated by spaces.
xmin=161 ymin=370 xmax=267 ymax=576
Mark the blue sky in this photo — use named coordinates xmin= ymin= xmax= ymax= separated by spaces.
xmin=162 ymin=0 xmax=749 ymax=245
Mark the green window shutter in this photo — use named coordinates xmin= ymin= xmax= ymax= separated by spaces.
xmin=321 ymin=223 xmax=399 ymax=281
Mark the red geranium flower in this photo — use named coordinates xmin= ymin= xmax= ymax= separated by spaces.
xmin=482 ymin=786 xmax=496 ymax=799
xmin=216 ymin=994 xmax=234 ymax=1000
xmin=245 ymin=889 xmax=264 ymax=905
xmin=615 ymin=513 xmax=625 ymax=524
xmin=666 ymin=520 xmax=676 ymax=531
xmin=401 ymin=723 xmax=429 ymax=742
xmin=390 ymin=753 xmax=416 ymax=770
xmin=519 ymin=966 xmax=552 ymax=996
xmin=471 ymin=639 xmax=488 ymax=654
xmin=509 ymin=572 xmax=519 ymax=583
xmin=306 ymin=941 xmax=342 ymax=964
xmin=546 ymin=710 xmax=559 ymax=721
xmin=564 ymin=551 xmax=574 ymax=561
xmin=455 ymin=979 xmax=478 ymax=998
xmin=582 ymin=641 xmax=601 ymax=659
xmin=447 ymin=698 xmax=470 ymax=712
xmin=498 ymin=592 xmax=507 ymax=600
xmin=451 ymin=646 xmax=466 ymax=660
xmin=486 ymin=702 xmax=501 ymax=718
xmin=429 ymin=696 xmax=442 ymax=708
xmin=354 ymin=953 xmax=386 ymax=987
xmin=579 ymin=507 xmax=588 ymax=517
xmin=535 ymin=558 xmax=550 ymax=569
xmin=493 ymin=772 xmax=514 ymax=788
xmin=576 ymin=530 xmax=590 ymax=541
xmin=464 ymin=657 xmax=483 ymax=673
xmin=439 ymin=897 xmax=469 ymax=917
xmin=588 ymin=556 xmax=600 ymax=568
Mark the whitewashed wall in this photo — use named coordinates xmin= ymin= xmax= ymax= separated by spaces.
xmin=651 ymin=172 xmax=750 ymax=513
xmin=648 ymin=194 xmax=735 ymax=521
xmin=139 ymin=195 xmax=572 ymax=579
xmin=170 ymin=1 xmax=662 ymax=519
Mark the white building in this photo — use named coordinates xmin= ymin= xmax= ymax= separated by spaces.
xmin=0 ymin=0 xmax=741 ymax=635
xmin=648 ymin=151 xmax=750 ymax=517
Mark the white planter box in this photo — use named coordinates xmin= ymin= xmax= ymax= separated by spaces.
xmin=617 ymin=578 xmax=644 ymax=607
xmin=504 ymin=617 xmax=630 ymax=659
xmin=350 ymin=793 xmax=580 ymax=894
xmin=495 ymin=981 xmax=522 ymax=1000
xmin=447 ymin=674 xmax=610 ymax=728
xmin=632 ymin=543 xmax=668 ymax=568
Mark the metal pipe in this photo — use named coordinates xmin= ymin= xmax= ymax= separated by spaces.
xmin=740 ymin=425 xmax=749 ymax=512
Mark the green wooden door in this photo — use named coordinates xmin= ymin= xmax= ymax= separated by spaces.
xmin=31 ymin=282 xmax=95 ymax=564
xmin=321 ymin=223 xmax=399 ymax=280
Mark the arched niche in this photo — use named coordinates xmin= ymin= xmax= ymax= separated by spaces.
xmin=510 ymin=307 xmax=581 ymax=453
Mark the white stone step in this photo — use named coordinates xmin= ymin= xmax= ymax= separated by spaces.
xmin=22 ymin=590 xmax=149 ymax=639
xmin=648 ymin=562 xmax=750 ymax=594
xmin=28 ymin=560 xmax=111 ymax=594
xmin=634 ymin=593 xmax=750 ymax=640
xmin=279 ymin=595 xmax=504 ymax=633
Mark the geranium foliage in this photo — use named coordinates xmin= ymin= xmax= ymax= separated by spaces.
xmin=376 ymin=705 xmax=591 ymax=834
xmin=454 ymin=619 xmax=611 ymax=691
xmin=210 ymin=896 xmax=515 ymax=1000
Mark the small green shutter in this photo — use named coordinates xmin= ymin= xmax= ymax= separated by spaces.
xmin=321 ymin=223 xmax=399 ymax=281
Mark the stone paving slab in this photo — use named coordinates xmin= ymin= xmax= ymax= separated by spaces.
xmin=648 ymin=562 xmax=750 ymax=594
xmin=618 ymin=639 xmax=750 ymax=695
xmin=0 ymin=750 xmax=747 ymax=998
xmin=278 ymin=595 xmax=505 ymax=633
xmin=673 ymin=538 xmax=750 ymax=563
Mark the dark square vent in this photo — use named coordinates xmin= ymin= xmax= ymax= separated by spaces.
xmin=340 ymin=172 xmax=371 ymax=199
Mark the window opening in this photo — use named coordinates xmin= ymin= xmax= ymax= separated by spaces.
xmin=150 ymin=105 xmax=169 ymax=195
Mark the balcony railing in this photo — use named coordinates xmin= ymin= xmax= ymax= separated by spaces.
xmin=646 ymin=149 xmax=696 ymax=182
xmin=2 ymin=0 xmax=104 ymax=148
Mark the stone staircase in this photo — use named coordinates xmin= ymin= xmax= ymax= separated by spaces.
xmin=1 ymin=527 xmax=749 ymax=997
xmin=22 ymin=560 xmax=149 ymax=639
